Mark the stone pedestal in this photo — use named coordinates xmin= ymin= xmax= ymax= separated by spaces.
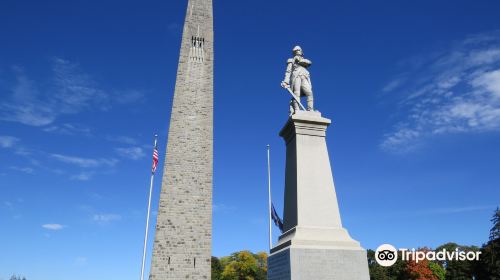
xmin=268 ymin=111 xmax=369 ymax=280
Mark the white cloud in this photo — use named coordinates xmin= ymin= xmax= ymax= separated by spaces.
xmin=71 ymin=172 xmax=94 ymax=181
xmin=0 ymin=69 xmax=55 ymax=126
xmin=3 ymin=199 xmax=24 ymax=210
xmin=89 ymin=193 xmax=103 ymax=200
xmin=467 ymin=48 xmax=500 ymax=66
xmin=0 ymin=58 xmax=144 ymax=127
xmin=13 ymin=147 xmax=31 ymax=156
xmin=9 ymin=166 xmax=34 ymax=174
xmin=51 ymin=58 xmax=112 ymax=113
xmin=380 ymin=128 xmax=420 ymax=153
xmin=115 ymin=89 xmax=145 ymax=104
xmin=471 ymin=69 xmax=500 ymax=98
xmin=415 ymin=205 xmax=496 ymax=215
xmin=106 ymin=135 xmax=138 ymax=145
xmin=3 ymin=201 xmax=14 ymax=210
xmin=0 ymin=64 xmax=69 ymax=126
xmin=51 ymin=154 xmax=118 ymax=168
xmin=74 ymin=256 xmax=88 ymax=266
xmin=42 ymin=223 xmax=65 ymax=230
xmin=381 ymin=31 xmax=500 ymax=152
xmin=93 ymin=213 xmax=122 ymax=223
xmin=42 ymin=123 xmax=92 ymax=136
xmin=0 ymin=136 xmax=19 ymax=148
xmin=115 ymin=147 xmax=145 ymax=160
xmin=437 ymin=76 xmax=461 ymax=90
xmin=213 ymin=203 xmax=236 ymax=213
xmin=382 ymin=77 xmax=406 ymax=93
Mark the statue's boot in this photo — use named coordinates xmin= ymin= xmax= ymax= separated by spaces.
xmin=292 ymin=99 xmax=300 ymax=112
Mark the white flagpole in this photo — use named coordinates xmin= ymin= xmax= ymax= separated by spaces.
xmin=140 ymin=134 xmax=158 ymax=280
xmin=267 ymin=144 xmax=273 ymax=251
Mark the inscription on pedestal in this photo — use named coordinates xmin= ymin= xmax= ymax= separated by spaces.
xmin=268 ymin=250 xmax=291 ymax=280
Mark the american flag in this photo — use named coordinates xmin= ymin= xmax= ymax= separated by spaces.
xmin=151 ymin=144 xmax=159 ymax=173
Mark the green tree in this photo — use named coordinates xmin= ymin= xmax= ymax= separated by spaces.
xmin=435 ymin=242 xmax=480 ymax=280
xmin=254 ymin=252 xmax=267 ymax=280
xmin=428 ymin=262 xmax=445 ymax=280
xmin=367 ymin=249 xmax=408 ymax=280
xmin=476 ymin=207 xmax=500 ymax=279
xmin=220 ymin=251 xmax=264 ymax=280
xmin=368 ymin=249 xmax=391 ymax=280
xmin=489 ymin=207 xmax=500 ymax=241
xmin=220 ymin=255 xmax=232 ymax=269
xmin=212 ymin=256 xmax=223 ymax=280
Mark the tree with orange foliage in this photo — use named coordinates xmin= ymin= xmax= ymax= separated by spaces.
xmin=405 ymin=248 xmax=438 ymax=280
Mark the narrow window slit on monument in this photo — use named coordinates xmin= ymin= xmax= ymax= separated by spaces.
xmin=193 ymin=257 xmax=196 ymax=268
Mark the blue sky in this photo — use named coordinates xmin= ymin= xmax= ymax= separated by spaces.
xmin=1 ymin=0 xmax=500 ymax=279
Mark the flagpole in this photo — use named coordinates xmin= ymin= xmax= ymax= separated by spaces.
xmin=267 ymin=144 xmax=273 ymax=251
xmin=140 ymin=134 xmax=158 ymax=280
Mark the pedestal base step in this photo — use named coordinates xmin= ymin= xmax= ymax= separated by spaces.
xmin=268 ymin=247 xmax=370 ymax=280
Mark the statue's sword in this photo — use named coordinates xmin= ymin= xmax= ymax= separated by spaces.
xmin=283 ymin=85 xmax=306 ymax=111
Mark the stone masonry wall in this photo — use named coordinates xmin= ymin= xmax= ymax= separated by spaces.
xmin=149 ymin=0 xmax=214 ymax=279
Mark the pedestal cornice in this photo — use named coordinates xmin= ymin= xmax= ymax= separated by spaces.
xmin=280 ymin=111 xmax=331 ymax=144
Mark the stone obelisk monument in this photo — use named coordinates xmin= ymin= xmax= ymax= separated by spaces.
xmin=149 ymin=0 xmax=213 ymax=279
xmin=268 ymin=47 xmax=369 ymax=279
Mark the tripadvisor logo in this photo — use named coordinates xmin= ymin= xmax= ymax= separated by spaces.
xmin=375 ymin=244 xmax=482 ymax=267
xmin=375 ymin=244 xmax=398 ymax=267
